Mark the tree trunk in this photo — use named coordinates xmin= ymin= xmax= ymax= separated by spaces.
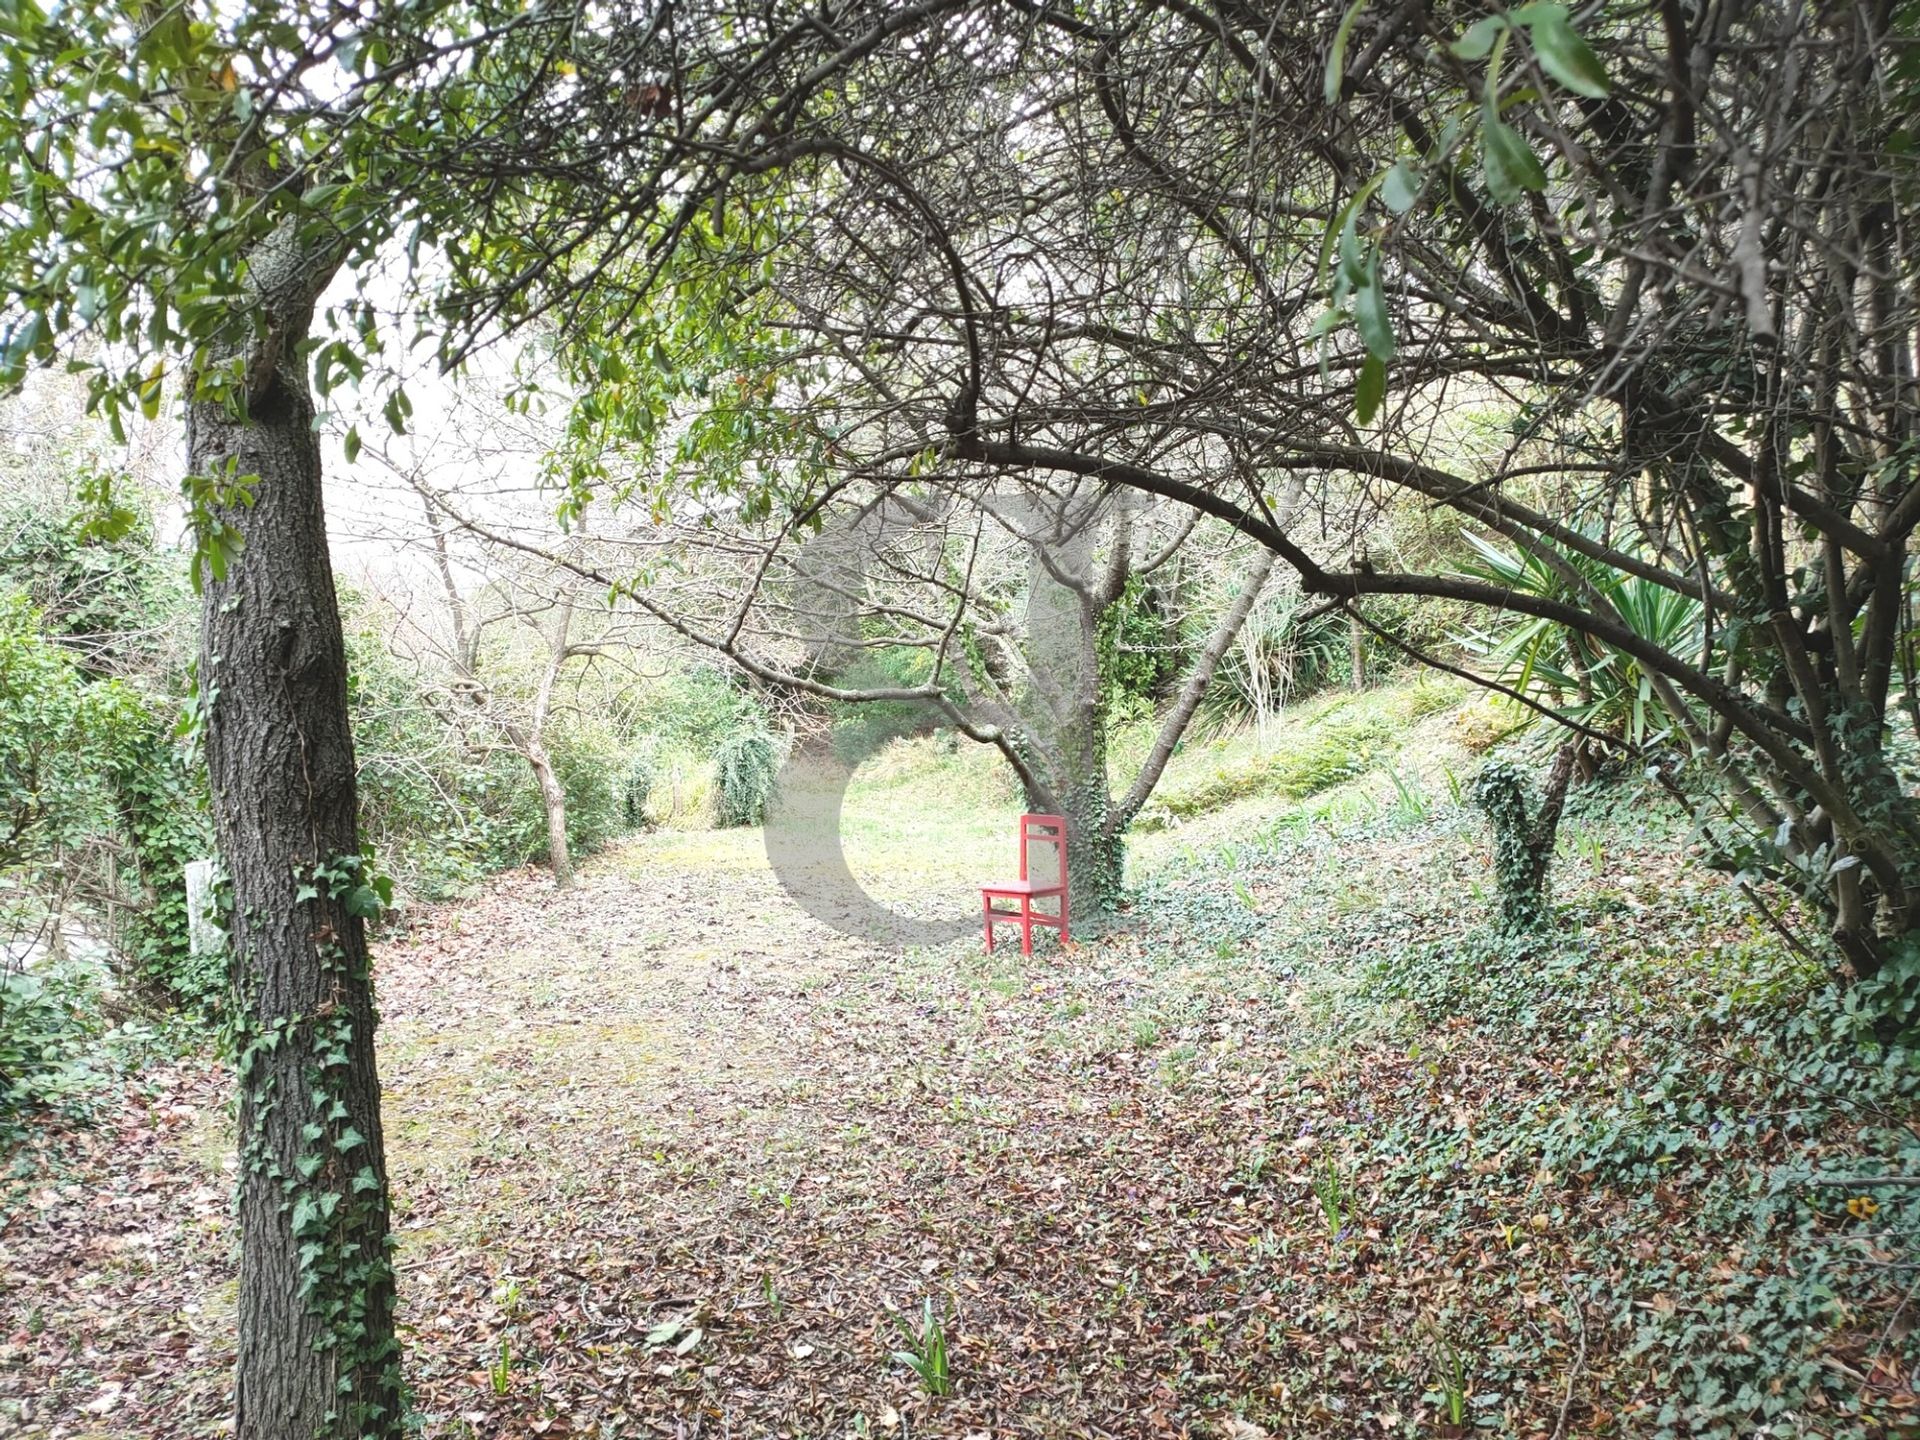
xmin=527 ymin=740 xmax=573 ymax=889
xmin=1054 ymin=783 xmax=1125 ymax=917
xmin=192 ymin=232 xmax=402 ymax=1440
xmin=1471 ymin=745 xmax=1576 ymax=936
xmin=1019 ymin=504 xmax=1124 ymax=918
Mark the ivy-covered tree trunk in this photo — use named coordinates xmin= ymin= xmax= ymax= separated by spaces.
xmin=192 ymin=228 xmax=403 ymax=1440
xmin=1471 ymin=746 xmax=1577 ymax=936
xmin=1018 ymin=512 xmax=1127 ymax=919
xmin=1017 ymin=769 xmax=1124 ymax=918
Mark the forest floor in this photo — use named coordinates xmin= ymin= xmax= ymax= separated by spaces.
xmin=4 ymin=684 xmax=1919 ymax=1440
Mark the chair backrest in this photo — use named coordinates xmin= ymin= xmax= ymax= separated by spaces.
xmin=1020 ymin=814 xmax=1068 ymax=889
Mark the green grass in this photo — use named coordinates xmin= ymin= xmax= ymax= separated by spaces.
xmin=640 ymin=676 xmax=1483 ymax=909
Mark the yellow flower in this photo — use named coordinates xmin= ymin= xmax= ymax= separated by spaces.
xmin=1846 ymin=1195 xmax=1880 ymax=1221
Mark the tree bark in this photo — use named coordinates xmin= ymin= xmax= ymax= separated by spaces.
xmin=1017 ymin=499 xmax=1120 ymax=915
xmin=527 ymin=738 xmax=573 ymax=889
xmin=1114 ymin=549 xmax=1277 ymax=827
xmin=192 ymin=229 xmax=402 ymax=1440
xmin=1472 ymin=744 xmax=1577 ymax=935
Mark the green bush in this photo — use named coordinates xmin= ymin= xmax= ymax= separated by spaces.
xmin=0 ymin=499 xmax=223 ymax=1012
xmin=1457 ymin=528 xmax=1706 ymax=748
xmin=101 ymin=692 xmax=219 ymax=1012
xmin=343 ymin=590 xmax=657 ymax=893
xmin=713 ymin=731 xmax=779 ymax=827
xmin=621 ymin=748 xmax=657 ymax=830
xmin=467 ymin=727 xmax=627 ymax=870
xmin=0 ymin=479 xmax=191 ymax=683
xmin=0 ymin=490 xmax=216 ymax=1013
xmin=1 ymin=966 xmax=100 ymax=1130
xmin=1099 ymin=575 xmax=1180 ymax=708
xmin=1202 ymin=589 xmax=1351 ymax=728
xmin=1153 ymin=707 xmax=1394 ymax=821
xmin=0 ymin=962 xmax=161 ymax=1137
xmin=0 ymin=588 xmax=125 ymax=874
xmin=633 ymin=664 xmax=770 ymax=752
xmin=825 ymin=646 xmax=947 ymax=761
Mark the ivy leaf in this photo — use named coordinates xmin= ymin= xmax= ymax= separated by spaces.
xmin=1356 ymin=353 xmax=1387 ymax=424
xmin=1481 ymin=114 xmax=1546 ymax=204
xmin=291 ymin=1193 xmax=320 ymax=1236
xmin=1513 ymin=3 xmax=1610 ymax=97
xmin=344 ymin=884 xmax=382 ymax=918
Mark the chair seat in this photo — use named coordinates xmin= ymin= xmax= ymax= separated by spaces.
xmin=981 ymin=878 xmax=1063 ymax=896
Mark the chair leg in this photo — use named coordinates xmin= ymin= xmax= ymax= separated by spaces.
xmin=982 ymin=894 xmax=995 ymax=953
xmin=1020 ymin=897 xmax=1033 ymax=956
xmin=1060 ymin=895 xmax=1070 ymax=945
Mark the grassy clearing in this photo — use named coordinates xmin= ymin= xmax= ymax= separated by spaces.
xmin=2 ymin=680 xmax=1915 ymax=1438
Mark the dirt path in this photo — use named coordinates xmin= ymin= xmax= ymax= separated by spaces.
xmin=16 ymin=698 xmax=1907 ymax=1438
xmin=4 ymin=818 xmax=1373 ymax=1439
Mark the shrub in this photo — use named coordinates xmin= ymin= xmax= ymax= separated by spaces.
xmin=713 ymin=731 xmax=779 ymax=827
xmin=634 ymin=664 xmax=770 ymax=752
xmin=825 ymin=646 xmax=945 ymax=761
xmin=0 ymin=955 xmax=174 ymax=1139
xmin=464 ymin=727 xmax=627 ymax=870
xmin=0 ymin=962 xmax=144 ymax=1137
xmin=1099 ymin=575 xmax=1181 ymax=709
xmin=0 ymin=479 xmax=192 ymax=683
xmin=551 ymin=730 xmax=626 ymax=855
xmin=101 ymin=692 xmax=219 ymax=1012
xmin=0 ymin=588 xmax=124 ymax=875
xmin=621 ymin=748 xmax=657 ymax=830
xmin=1204 ymin=588 xmax=1350 ymax=727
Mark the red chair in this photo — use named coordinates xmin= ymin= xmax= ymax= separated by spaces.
xmin=982 ymin=814 xmax=1070 ymax=955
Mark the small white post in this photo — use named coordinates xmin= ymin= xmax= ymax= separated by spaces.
xmin=184 ymin=858 xmax=225 ymax=957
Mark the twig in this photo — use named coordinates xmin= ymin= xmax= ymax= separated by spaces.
xmin=1867 ymin=1272 xmax=1920 ymax=1380
xmin=1735 ymin=879 xmax=1820 ymax=966
xmin=1802 ymin=1175 xmax=1920 ymax=1188
xmin=1550 ymin=1299 xmax=1588 ymax=1440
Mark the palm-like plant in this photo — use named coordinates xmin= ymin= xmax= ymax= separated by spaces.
xmin=1456 ymin=530 xmax=1707 ymax=750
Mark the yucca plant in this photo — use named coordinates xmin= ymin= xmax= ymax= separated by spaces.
xmin=1455 ymin=529 xmax=1707 ymax=750
xmin=890 ymin=1298 xmax=954 ymax=1397
xmin=1206 ymin=589 xmax=1352 ymax=732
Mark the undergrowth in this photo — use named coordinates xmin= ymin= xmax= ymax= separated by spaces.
xmin=1128 ymin=762 xmax=1920 ymax=1438
xmin=1135 ymin=680 xmax=1462 ymax=830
